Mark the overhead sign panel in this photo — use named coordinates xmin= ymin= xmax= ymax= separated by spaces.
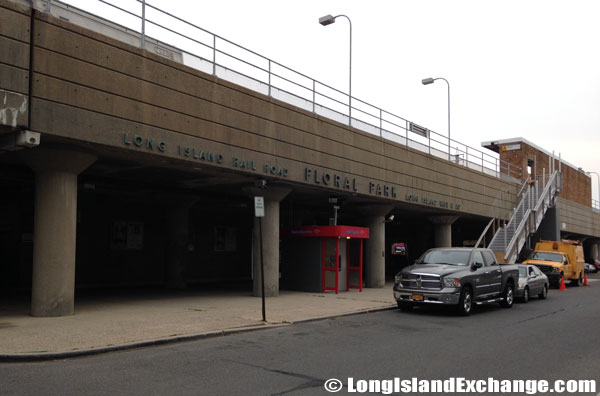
xmin=409 ymin=122 xmax=429 ymax=138
xmin=501 ymin=144 xmax=521 ymax=151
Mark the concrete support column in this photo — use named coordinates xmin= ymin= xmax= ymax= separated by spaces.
xmin=164 ymin=196 xmax=197 ymax=290
xmin=248 ymin=187 xmax=291 ymax=297
xmin=24 ymin=149 xmax=96 ymax=317
xmin=429 ymin=215 xmax=459 ymax=248
xmin=591 ymin=242 xmax=599 ymax=261
xmin=362 ymin=205 xmax=394 ymax=289
xmin=365 ymin=215 xmax=386 ymax=288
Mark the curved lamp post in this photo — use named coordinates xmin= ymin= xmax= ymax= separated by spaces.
xmin=319 ymin=14 xmax=352 ymax=125
xmin=422 ymin=77 xmax=450 ymax=160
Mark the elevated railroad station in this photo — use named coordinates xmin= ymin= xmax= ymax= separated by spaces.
xmin=1 ymin=0 xmax=599 ymax=316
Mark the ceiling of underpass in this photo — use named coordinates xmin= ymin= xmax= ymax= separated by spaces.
xmin=81 ymin=156 xmax=467 ymax=224
xmin=0 ymin=138 xmax=473 ymax=223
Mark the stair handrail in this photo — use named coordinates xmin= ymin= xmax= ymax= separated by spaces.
xmin=532 ymin=171 xmax=560 ymax=230
xmin=489 ymin=186 xmax=532 ymax=250
xmin=501 ymin=185 xmax=533 ymax=262
xmin=517 ymin=175 xmax=532 ymax=198
xmin=503 ymin=170 xmax=561 ymax=263
xmin=474 ymin=218 xmax=495 ymax=248
xmin=506 ymin=186 xmax=531 ymax=231
xmin=503 ymin=207 xmax=533 ymax=263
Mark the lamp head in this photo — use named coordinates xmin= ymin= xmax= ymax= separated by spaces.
xmin=319 ymin=14 xmax=336 ymax=26
xmin=255 ymin=179 xmax=267 ymax=189
xmin=422 ymin=77 xmax=435 ymax=85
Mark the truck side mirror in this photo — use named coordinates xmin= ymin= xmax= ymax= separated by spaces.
xmin=472 ymin=262 xmax=483 ymax=270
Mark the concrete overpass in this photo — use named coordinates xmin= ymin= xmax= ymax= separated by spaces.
xmin=1 ymin=0 xmax=599 ymax=316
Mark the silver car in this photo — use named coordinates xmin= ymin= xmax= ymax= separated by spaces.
xmin=516 ymin=264 xmax=549 ymax=302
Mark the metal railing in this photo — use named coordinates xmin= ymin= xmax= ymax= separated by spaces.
xmin=47 ymin=0 xmax=522 ymax=181
xmin=487 ymin=171 xmax=561 ymax=263
xmin=474 ymin=218 xmax=494 ymax=249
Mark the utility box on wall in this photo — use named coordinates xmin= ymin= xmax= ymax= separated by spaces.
xmin=280 ymin=225 xmax=369 ymax=293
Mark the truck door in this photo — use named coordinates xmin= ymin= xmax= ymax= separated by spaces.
xmin=470 ymin=251 xmax=493 ymax=298
xmin=563 ymin=255 xmax=571 ymax=279
xmin=482 ymin=250 xmax=503 ymax=297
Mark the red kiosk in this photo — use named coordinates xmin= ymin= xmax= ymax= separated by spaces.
xmin=280 ymin=225 xmax=369 ymax=293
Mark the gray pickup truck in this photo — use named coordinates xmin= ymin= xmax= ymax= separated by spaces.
xmin=393 ymin=247 xmax=519 ymax=315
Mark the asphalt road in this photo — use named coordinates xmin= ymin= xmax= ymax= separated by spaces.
xmin=2 ymin=278 xmax=600 ymax=396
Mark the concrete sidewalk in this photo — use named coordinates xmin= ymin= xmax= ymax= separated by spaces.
xmin=0 ymin=284 xmax=396 ymax=361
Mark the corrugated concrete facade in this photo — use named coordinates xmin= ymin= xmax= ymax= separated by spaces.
xmin=557 ymin=198 xmax=600 ymax=238
xmin=1 ymin=2 xmax=599 ymax=240
xmin=0 ymin=3 xmax=520 ymax=221
xmin=0 ymin=2 xmax=29 ymax=130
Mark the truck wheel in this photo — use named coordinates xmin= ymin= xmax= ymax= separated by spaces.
xmin=456 ymin=287 xmax=472 ymax=316
xmin=522 ymin=287 xmax=529 ymax=303
xmin=397 ymin=302 xmax=413 ymax=312
xmin=571 ymin=273 xmax=583 ymax=287
xmin=500 ymin=283 xmax=514 ymax=308
xmin=538 ymin=284 xmax=548 ymax=299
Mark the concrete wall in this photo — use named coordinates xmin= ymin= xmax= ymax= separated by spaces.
xmin=557 ymin=198 xmax=600 ymax=238
xmin=75 ymin=192 xmax=168 ymax=287
xmin=2 ymin=6 xmax=519 ymax=221
xmin=73 ymin=192 xmax=253 ymax=288
xmin=0 ymin=2 xmax=30 ymax=131
xmin=280 ymin=237 xmax=323 ymax=293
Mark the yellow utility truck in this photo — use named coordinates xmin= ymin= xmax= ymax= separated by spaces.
xmin=522 ymin=240 xmax=585 ymax=288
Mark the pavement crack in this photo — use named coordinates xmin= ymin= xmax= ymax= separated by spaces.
xmin=510 ymin=307 xmax=566 ymax=325
xmin=270 ymin=379 xmax=324 ymax=396
xmin=225 ymin=359 xmax=324 ymax=395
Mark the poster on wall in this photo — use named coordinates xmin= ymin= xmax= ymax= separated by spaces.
xmin=111 ymin=221 xmax=144 ymax=250
xmin=214 ymin=226 xmax=237 ymax=252
xmin=391 ymin=242 xmax=406 ymax=256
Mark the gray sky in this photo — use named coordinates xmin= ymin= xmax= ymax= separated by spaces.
xmin=64 ymin=0 xmax=600 ymax=201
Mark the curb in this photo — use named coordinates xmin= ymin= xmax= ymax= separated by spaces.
xmin=286 ymin=304 xmax=396 ymax=325
xmin=0 ymin=324 xmax=286 ymax=363
xmin=0 ymin=304 xmax=397 ymax=362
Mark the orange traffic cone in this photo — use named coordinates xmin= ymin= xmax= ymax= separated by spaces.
xmin=584 ymin=273 xmax=589 ymax=286
xmin=559 ymin=276 xmax=566 ymax=291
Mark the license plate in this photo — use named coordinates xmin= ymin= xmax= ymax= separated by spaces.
xmin=412 ymin=294 xmax=423 ymax=301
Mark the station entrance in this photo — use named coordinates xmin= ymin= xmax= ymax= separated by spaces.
xmin=281 ymin=225 xmax=369 ymax=293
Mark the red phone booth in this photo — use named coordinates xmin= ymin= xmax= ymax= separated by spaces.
xmin=280 ymin=225 xmax=369 ymax=293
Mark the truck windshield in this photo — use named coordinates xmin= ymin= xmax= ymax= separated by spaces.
xmin=416 ymin=250 xmax=471 ymax=266
xmin=530 ymin=252 xmax=563 ymax=262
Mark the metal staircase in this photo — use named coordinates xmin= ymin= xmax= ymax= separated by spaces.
xmin=479 ymin=171 xmax=561 ymax=263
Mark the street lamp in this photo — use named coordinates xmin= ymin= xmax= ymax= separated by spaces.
xmin=422 ymin=77 xmax=451 ymax=160
xmin=587 ymin=171 xmax=600 ymax=209
xmin=319 ymin=14 xmax=352 ymax=125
